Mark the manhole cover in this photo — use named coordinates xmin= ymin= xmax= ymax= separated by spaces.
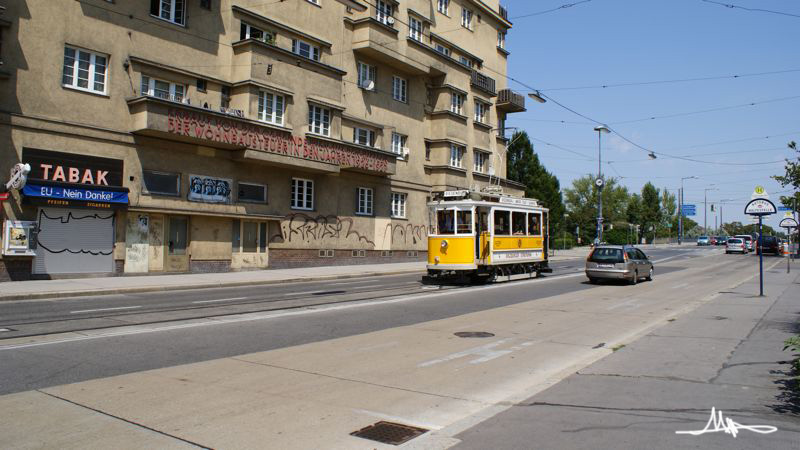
xmin=454 ymin=331 xmax=495 ymax=338
xmin=350 ymin=421 xmax=428 ymax=445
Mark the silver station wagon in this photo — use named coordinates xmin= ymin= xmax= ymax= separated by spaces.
xmin=585 ymin=245 xmax=654 ymax=285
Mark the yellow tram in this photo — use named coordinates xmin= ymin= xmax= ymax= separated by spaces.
xmin=426 ymin=189 xmax=552 ymax=282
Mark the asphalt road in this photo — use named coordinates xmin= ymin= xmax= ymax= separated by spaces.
xmin=0 ymin=246 xmax=724 ymax=395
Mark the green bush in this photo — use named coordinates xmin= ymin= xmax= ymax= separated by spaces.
xmin=603 ymin=228 xmax=630 ymax=245
xmin=551 ymin=236 xmax=575 ymax=249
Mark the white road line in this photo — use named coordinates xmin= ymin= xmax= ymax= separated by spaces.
xmin=671 ymin=282 xmax=690 ymax=290
xmin=192 ymin=297 xmax=249 ymax=304
xmin=70 ymin=306 xmax=141 ymax=314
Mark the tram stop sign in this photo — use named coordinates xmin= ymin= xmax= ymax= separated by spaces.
xmin=780 ymin=217 xmax=798 ymax=229
xmin=744 ymin=198 xmax=777 ymax=216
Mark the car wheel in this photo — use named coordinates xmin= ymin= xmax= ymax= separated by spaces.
xmin=589 ymin=277 xmax=599 ymax=284
xmin=725 ymin=251 xmax=730 ymax=254
xmin=629 ymin=271 xmax=638 ymax=285
xmin=646 ymin=267 xmax=653 ymax=281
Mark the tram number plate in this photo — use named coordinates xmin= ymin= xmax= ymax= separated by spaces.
xmin=493 ymin=250 xmax=542 ymax=261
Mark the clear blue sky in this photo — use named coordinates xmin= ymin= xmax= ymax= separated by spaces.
xmin=502 ymin=0 xmax=799 ymax=231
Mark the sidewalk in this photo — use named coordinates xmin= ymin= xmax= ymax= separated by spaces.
xmin=453 ymin=264 xmax=800 ymax=449
xmin=0 ymin=262 xmax=428 ymax=302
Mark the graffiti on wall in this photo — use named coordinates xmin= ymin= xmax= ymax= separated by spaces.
xmin=381 ymin=223 xmax=427 ymax=246
xmin=275 ymin=213 xmax=375 ymax=245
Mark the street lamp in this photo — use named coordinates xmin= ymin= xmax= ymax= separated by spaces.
xmin=528 ymin=91 xmax=547 ymax=104
xmin=718 ymin=198 xmax=735 ymax=235
xmin=593 ymin=125 xmax=610 ymax=244
xmin=679 ymin=175 xmax=697 ymax=245
xmin=704 ymin=186 xmax=718 ymax=234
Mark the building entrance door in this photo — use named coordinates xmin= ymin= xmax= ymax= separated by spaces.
xmin=165 ymin=216 xmax=189 ymax=272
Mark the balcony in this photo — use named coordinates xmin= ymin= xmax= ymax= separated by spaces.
xmin=496 ymin=89 xmax=526 ymax=113
xmin=471 ymin=70 xmax=496 ymax=97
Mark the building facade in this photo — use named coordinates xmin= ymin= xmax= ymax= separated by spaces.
xmin=0 ymin=0 xmax=527 ymax=279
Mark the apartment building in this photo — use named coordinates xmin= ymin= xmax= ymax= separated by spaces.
xmin=0 ymin=0 xmax=527 ymax=279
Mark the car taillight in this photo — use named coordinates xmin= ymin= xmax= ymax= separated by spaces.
xmin=623 ymin=252 xmax=629 ymax=262
xmin=586 ymin=250 xmax=594 ymax=261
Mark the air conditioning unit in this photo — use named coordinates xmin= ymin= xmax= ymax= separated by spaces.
xmin=386 ymin=16 xmax=395 ymax=25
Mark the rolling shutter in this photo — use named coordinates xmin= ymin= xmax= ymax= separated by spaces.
xmin=33 ymin=208 xmax=115 ymax=274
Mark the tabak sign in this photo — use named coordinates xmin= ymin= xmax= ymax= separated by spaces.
xmin=167 ymin=109 xmax=390 ymax=173
xmin=22 ymin=148 xmax=124 ymax=187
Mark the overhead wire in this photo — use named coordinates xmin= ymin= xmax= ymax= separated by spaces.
xmin=699 ymin=0 xmax=800 ymax=19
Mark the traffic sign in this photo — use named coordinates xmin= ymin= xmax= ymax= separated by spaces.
xmin=682 ymin=210 xmax=696 ymax=217
xmin=0 ymin=192 xmax=8 ymax=201
xmin=778 ymin=206 xmax=792 ymax=211
xmin=751 ymin=185 xmax=769 ymax=199
xmin=744 ymin=198 xmax=777 ymax=216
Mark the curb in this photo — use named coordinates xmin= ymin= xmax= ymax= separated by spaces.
xmin=0 ymin=268 xmax=427 ymax=302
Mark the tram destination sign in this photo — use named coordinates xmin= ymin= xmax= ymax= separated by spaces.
xmin=744 ymin=198 xmax=777 ymax=216
xmin=499 ymin=197 xmax=538 ymax=207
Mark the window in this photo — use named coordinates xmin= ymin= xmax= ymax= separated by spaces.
xmin=240 ymin=22 xmax=275 ymax=44
xmin=498 ymin=31 xmax=506 ymax=49
xmin=474 ymin=101 xmax=487 ymax=123
xmin=356 ymin=187 xmax=373 ymax=215
xmin=461 ymin=8 xmax=473 ymax=29
xmin=141 ymin=76 xmax=185 ymax=103
xmin=528 ymin=212 xmax=542 ymax=236
xmin=258 ymin=91 xmax=285 ymax=125
xmin=450 ymin=92 xmax=464 ymax=115
xmin=457 ymin=209 xmax=473 ymax=234
xmin=474 ymin=151 xmax=487 ymax=173
xmin=196 ymin=79 xmax=207 ymax=92
xmin=376 ymin=0 xmax=394 ymax=26
xmin=434 ymin=42 xmax=450 ymax=57
xmin=237 ymin=182 xmax=267 ymax=203
xmin=232 ymin=220 xmax=268 ymax=253
xmin=392 ymin=76 xmax=407 ymax=102
xmin=494 ymin=210 xmax=511 ymax=235
xmin=425 ymin=141 xmax=431 ymax=160
xmin=437 ymin=0 xmax=449 ymax=15
xmin=150 ymin=0 xmax=185 ymax=26
xmin=62 ymin=46 xmax=107 ymax=94
xmin=391 ymin=192 xmax=407 ymax=218
xmin=292 ymin=39 xmax=320 ymax=61
xmin=512 ymin=211 xmax=526 ymax=235
xmin=459 ymin=56 xmax=473 ymax=68
xmin=142 ymin=170 xmax=180 ymax=196
xmin=391 ymin=132 xmax=406 ymax=156
xmin=449 ymin=144 xmax=464 ymax=168
xmin=291 ymin=178 xmax=314 ymax=210
xmin=436 ymin=209 xmax=454 ymax=235
xmin=353 ymin=127 xmax=375 ymax=146
xmin=221 ymin=85 xmax=231 ymax=108
xmin=308 ymin=104 xmax=330 ymax=136
xmin=357 ymin=62 xmax=376 ymax=89
xmin=200 ymin=0 xmax=211 ymax=10
xmin=409 ymin=17 xmax=422 ymax=41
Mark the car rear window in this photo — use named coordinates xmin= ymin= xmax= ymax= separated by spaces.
xmin=728 ymin=238 xmax=742 ymax=244
xmin=590 ymin=248 xmax=624 ymax=263
xmin=763 ymin=236 xmax=777 ymax=244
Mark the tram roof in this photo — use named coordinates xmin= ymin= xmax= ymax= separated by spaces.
xmin=427 ymin=190 xmax=548 ymax=211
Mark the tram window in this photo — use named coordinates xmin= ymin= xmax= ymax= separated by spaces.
xmin=512 ymin=211 xmax=526 ymax=235
xmin=437 ymin=210 xmax=455 ymax=234
xmin=528 ymin=212 xmax=542 ymax=236
xmin=456 ymin=210 xmax=473 ymax=234
xmin=494 ymin=210 xmax=510 ymax=235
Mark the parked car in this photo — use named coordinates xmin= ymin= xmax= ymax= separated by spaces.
xmin=726 ymin=237 xmax=747 ymax=254
xmin=585 ymin=245 xmax=654 ymax=285
xmin=715 ymin=236 xmax=728 ymax=246
xmin=735 ymin=234 xmax=754 ymax=252
xmin=757 ymin=235 xmax=781 ymax=256
xmin=697 ymin=236 xmax=710 ymax=246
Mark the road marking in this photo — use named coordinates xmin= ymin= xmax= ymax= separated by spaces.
xmin=70 ymin=306 xmax=141 ymax=314
xmin=192 ymin=297 xmax=249 ymax=304
xmin=671 ymin=283 xmax=690 ymax=290
xmin=419 ymin=338 xmax=516 ymax=367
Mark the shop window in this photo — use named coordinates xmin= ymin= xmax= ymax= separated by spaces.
xmin=494 ymin=210 xmax=510 ymax=235
xmin=142 ymin=170 xmax=180 ymax=196
xmin=291 ymin=178 xmax=314 ymax=210
xmin=238 ymin=182 xmax=267 ymax=203
xmin=150 ymin=0 xmax=185 ymax=26
xmin=62 ymin=46 xmax=108 ymax=94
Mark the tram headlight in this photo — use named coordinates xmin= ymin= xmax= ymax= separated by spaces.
xmin=434 ymin=256 xmax=440 ymax=264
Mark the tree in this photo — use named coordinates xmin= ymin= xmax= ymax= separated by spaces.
xmin=658 ymin=188 xmax=678 ymax=238
xmin=626 ymin=194 xmax=642 ymax=226
xmin=564 ymin=175 xmax=629 ymax=244
xmin=773 ymin=141 xmax=800 ymax=211
xmin=506 ymin=131 xmax=566 ymax=239
xmin=640 ymin=183 xmax=662 ymax=243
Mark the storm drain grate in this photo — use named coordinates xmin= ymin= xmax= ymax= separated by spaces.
xmin=350 ymin=421 xmax=428 ymax=445
xmin=454 ymin=331 xmax=495 ymax=338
